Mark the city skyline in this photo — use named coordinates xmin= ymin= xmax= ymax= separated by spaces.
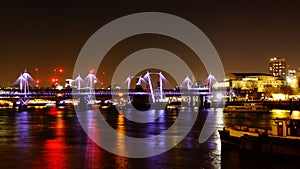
xmin=1 ymin=1 xmax=300 ymax=86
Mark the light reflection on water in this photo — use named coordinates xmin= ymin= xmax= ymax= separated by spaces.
xmin=0 ymin=107 xmax=299 ymax=168
xmin=115 ymin=113 xmax=128 ymax=169
xmin=84 ymin=110 xmax=103 ymax=169
xmin=42 ymin=110 xmax=67 ymax=169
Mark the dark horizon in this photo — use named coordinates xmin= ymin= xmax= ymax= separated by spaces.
xmin=1 ymin=1 xmax=300 ymax=87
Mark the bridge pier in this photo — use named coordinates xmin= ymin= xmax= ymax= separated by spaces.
xmin=15 ymin=96 xmax=29 ymax=111
xmin=197 ymin=95 xmax=212 ymax=109
xmin=75 ymin=95 xmax=94 ymax=111
xmin=14 ymin=70 xmax=33 ymax=111
xmin=77 ymin=95 xmax=87 ymax=110
xmin=85 ymin=93 xmax=94 ymax=110
xmin=86 ymin=103 xmax=93 ymax=110
xmin=198 ymin=95 xmax=203 ymax=109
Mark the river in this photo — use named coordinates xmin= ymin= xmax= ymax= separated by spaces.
xmin=0 ymin=106 xmax=299 ymax=168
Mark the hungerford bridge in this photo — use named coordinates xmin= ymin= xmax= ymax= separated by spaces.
xmin=0 ymin=70 xmax=223 ymax=110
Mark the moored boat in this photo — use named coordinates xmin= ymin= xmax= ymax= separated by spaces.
xmin=219 ymin=118 xmax=300 ymax=156
xmin=223 ymin=103 xmax=270 ymax=113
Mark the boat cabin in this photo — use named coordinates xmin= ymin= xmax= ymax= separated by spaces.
xmin=272 ymin=118 xmax=300 ymax=136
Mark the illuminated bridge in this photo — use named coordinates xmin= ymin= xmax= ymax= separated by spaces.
xmin=0 ymin=88 xmax=210 ymax=96
xmin=0 ymin=88 xmax=217 ymax=109
xmin=2 ymin=70 xmax=223 ymax=109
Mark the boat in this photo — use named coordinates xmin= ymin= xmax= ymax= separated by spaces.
xmin=223 ymin=103 xmax=270 ymax=113
xmin=218 ymin=118 xmax=300 ymax=156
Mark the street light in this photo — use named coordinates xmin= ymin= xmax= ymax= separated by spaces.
xmin=102 ymin=71 xmax=105 ymax=88
xmin=52 ymin=67 xmax=64 ymax=88
xmin=34 ymin=68 xmax=39 ymax=87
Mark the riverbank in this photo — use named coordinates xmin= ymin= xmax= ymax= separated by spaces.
xmin=227 ymin=100 xmax=300 ymax=110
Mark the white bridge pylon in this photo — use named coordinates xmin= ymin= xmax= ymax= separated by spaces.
xmin=181 ymin=76 xmax=193 ymax=89
xmin=125 ymin=75 xmax=147 ymax=90
xmin=84 ymin=71 xmax=99 ymax=105
xmin=15 ymin=70 xmax=34 ymax=95
xmin=14 ymin=70 xmax=34 ymax=107
xmin=85 ymin=71 xmax=98 ymax=92
xmin=74 ymin=74 xmax=84 ymax=90
xmin=125 ymin=71 xmax=167 ymax=103
xmin=71 ymin=71 xmax=100 ymax=107
xmin=181 ymin=74 xmax=217 ymax=91
xmin=205 ymin=73 xmax=217 ymax=93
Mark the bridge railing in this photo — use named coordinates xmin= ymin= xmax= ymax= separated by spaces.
xmin=0 ymin=88 xmax=211 ymax=97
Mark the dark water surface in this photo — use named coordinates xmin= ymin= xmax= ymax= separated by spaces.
xmin=0 ymin=107 xmax=299 ymax=169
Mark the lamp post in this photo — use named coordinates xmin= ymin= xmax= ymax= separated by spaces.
xmin=101 ymin=71 xmax=105 ymax=89
xmin=34 ymin=67 xmax=39 ymax=87
xmin=52 ymin=67 xmax=64 ymax=88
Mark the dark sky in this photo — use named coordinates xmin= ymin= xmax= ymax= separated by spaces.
xmin=1 ymin=1 xmax=300 ymax=87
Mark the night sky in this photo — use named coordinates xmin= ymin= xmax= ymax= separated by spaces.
xmin=1 ymin=1 xmax=300 ymax=87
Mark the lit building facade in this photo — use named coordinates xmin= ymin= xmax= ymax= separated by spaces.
xmin=225 ymin=73 xmax=284 ymax=92
xmin=287 ymin=68 xmax=298 ymax=89
xmin=269 ymin=57 xmax=286 ymax=77
xmin=297 ymin=67 xmax=300 ymax=89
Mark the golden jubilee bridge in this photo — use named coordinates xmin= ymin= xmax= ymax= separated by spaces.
xmin=1 ymin=70 xmax=225 ymax=110
xmin=0 ymin=88 xmax=217 ymax=110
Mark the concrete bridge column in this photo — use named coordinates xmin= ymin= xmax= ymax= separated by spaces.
xmin=78 ymin=95 xmax=87 ymax=110
xmin=199 ymin=95 xmax=204 ymax=109
xmin=17 ymin=96 xmax=29 ymax=111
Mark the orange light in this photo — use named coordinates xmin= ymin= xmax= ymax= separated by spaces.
xmin=36 ymin=80 xmax=40 ymax=84
xmin=90 ymin=69 xmax=95 ymax=73
xmin=35 ymin=68 xmax=39 ymax=71
xmin=56 ymin=93 xmax=63 ymax=97
xmin=59 ymin=68 xmax=63 ymax=73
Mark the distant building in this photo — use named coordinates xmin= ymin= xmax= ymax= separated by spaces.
xmin=297 ymin=68 xmax=300 ymax=88
xmin=225 ymin=73 xmax=284 ymax=92
xmin=269 ymin=57 xmax=286 ymax=77
xmin=65 ymin=79 xmax=74 ymax=88
xmin=288 ymin=69 xmax=296 ymax=78
xmin=286 ymin=66 xmax=298 ymax=89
